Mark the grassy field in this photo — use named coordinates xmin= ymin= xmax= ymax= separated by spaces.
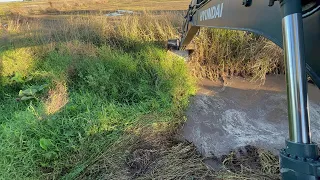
xmin=0 ymin=0 xmax=190 ymax=17
xmin=0 ymin=0 xmax=281 ymax=179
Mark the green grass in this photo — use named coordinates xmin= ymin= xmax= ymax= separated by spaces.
xmin=0 ymin=14 xmax=196 ymax=178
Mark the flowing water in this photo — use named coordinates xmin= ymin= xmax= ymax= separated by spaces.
xmin=183 ymin=75 xmax=320 ymax=157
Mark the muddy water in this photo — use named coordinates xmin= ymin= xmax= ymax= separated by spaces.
xmin=183 ymin=75 xmax=320 ymax=157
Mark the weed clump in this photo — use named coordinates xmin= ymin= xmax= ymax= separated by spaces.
xmin=219 ymin=146 xmax=280 ymax=179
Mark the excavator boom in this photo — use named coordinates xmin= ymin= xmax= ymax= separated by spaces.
xmin=177 ymin=0 xmax=320 ymax=88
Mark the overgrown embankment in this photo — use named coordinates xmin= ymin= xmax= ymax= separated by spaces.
xmin=0 ymin=12 xmax=198 ymax=179
xmin=0 ymin=8 xmax=281 ymax=179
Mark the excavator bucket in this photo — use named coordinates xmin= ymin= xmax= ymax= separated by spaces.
xmin=167 ymin=39 xmax=191 ymax=61
xmin=167 ymin=39 xmax=180 ymax=50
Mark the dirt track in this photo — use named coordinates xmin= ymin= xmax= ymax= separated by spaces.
xmin=183 ymin=75 xmax=320 ymax=157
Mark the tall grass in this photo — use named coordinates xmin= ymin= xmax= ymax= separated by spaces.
xmin=189 ymin=28 xmax=284 ymax=82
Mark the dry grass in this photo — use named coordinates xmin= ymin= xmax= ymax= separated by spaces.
xmin=219 ymin=146 xmax=280 ymax=180
xmin=189 ymin=29 xmax=284 ymax=82
xmin=78 ymin=124 xmax=280 ymax=180
xmin=78 ymin=123 xmax=216 ymax=180
xmin=44 ymin=80 xmax=68 ymax=115
xmin=1 ymin=11 xmax=183 ymax=47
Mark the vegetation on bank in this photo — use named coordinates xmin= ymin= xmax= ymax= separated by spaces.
xmin=0 ymin=12 xmax=198 ymax=179
xmin=0 ymin=2 xmax=281 ymax=179
xmin=190 ymin=29 xmax=284 ymax=82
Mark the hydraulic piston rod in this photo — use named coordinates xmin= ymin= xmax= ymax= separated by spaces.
xmin=280 ymin=1 xmax=320 ymax=179
xmin=282 ymin=10 xmax=311 ymax=144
